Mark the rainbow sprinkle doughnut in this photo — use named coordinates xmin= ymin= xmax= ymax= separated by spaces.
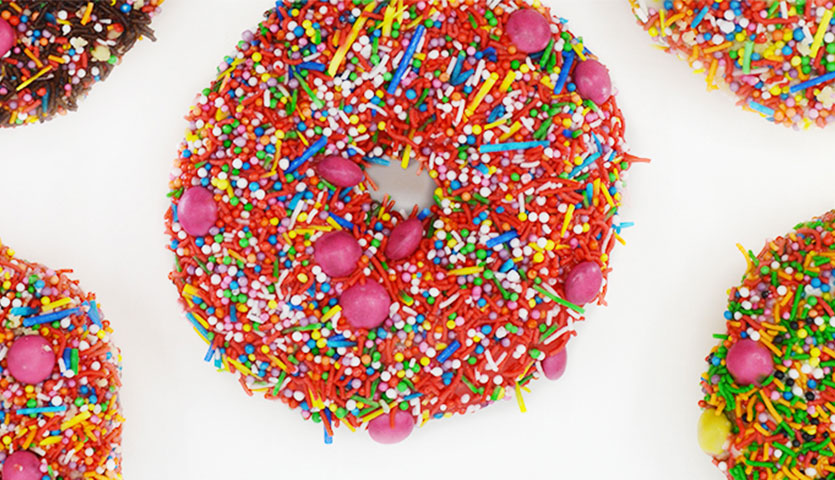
xmin=0 ymin=0 xmax=163 ymax=128
xmin=0 ymin=242 xmax=123 ymax=480
xmin=166 ymin=0 xmax=642 ymax=443
xmin=629 ymin=0 xmax=835 ymax=129
xmin=699 ymin=210 xmax=835 ymax=480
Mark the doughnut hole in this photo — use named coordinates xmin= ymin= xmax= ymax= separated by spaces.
xmin=366 ymin=159 xmax=435 ymax=212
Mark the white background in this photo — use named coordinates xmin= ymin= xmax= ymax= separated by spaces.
xmin=1 ymin=1 xmax=834 ymax=478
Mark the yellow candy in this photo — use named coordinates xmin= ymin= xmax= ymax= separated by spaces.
xmin=698 ymin=409 xmax=731 ymax=456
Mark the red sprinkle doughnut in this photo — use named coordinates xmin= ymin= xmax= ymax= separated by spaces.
xmin=166 ymin=0 xmax=643 ymax=443
xmin=0 ymin=242 xmax=123 ymax=479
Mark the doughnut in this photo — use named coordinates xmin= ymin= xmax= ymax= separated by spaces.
xmin=629 ymin=0 xmax=835 ymax=129
xmin=699 ymin=210 xmax=835 ymax=479
xmin=166 ymin=0 xmax=642 ymax=443
xmin=0 ymin=241 xmax=123 ymax=479
xmin=0 ymin=0 xmax=163 ymax=128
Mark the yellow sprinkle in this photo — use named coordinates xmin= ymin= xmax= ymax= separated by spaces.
xmin=382 ymin=1 xmax=396 ymax=37
xmin=267 ymin=354 xmax=288 ymax=372
xmin=61 ymin=411 xmax=92 ymax=431
xmin=499 ymin=121 xmax=522 ymax=141
xmin=420 ymin=410 xmax=430 ymax=427
xmin=81 ymin=2 xmax=94 ymax=25
xmin=448 ymin=266 xmax=484 ymax=276
xmin=16 ymin=66 xmax=53 ymax=92
xmin=465 ymin=72 xmax=499 ymax=119
xmin=571 ymin=42 xmax=586 ymax=61
xmin=42 ymin=297 xmax=72 ymax=312
xmin=228 ymin=358 xmax=258 ymax=378
xmin=328 ymin=1 xmax=377 ymax=76
xmin=736 ymin=243 xmax=753 ymax=273
xmin=401 ymin=143 xmax=412 ymax=170
xmin=39 ymin=436 xmax=63 ymax=447
xmin=482 ymin=118 xmax=507 ymax=131
xmin=515 ymin=382 xmax=526 ymax=413
xmin=322 ymin=305 xmax=342 ymax=322
xmin=810 ymin=8 xmax=834 ymax=59
xmin=601 ymin=183 xmax=615 ymax=207
xmin=190 ymin=312 xmax=211 ymax=331
xmin=561 ymin=204 xmax=575 ymax=237
xmin=658 ymin=8 xmax=666 ymax=34
xmin=499 ymin=70 xmax=516 ymax=93
xmin=613 ymin=232 xmax=626 ymax=246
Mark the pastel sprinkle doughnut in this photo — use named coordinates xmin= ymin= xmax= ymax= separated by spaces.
xmin=0 ymin=242 xmax=124 ymax=479
xmin=166 ymin=0 xmax=642 ymax=443
xmin=0 ymin=0 xmax=163 ymax=128
xmin=629 ymin=0 xmax=835 ymax=129
xmin=699 ymin=210 xmax=835 ymax=479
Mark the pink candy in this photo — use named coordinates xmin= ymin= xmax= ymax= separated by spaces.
xmin=574 ymin=59 xmax=613 ymax=105
xmin=340 ymin=280 xmax=391 ymax=330
xmin=316 ymin=155 xmax=364 ymax=188
xmin=726 ymin=339 xmax=774 ymax=386
xmin=7 ymin=335 xmax=55 ymax=385
xmin=178 ymin=186 xmax=218 ymax=237
xmin=505 ymin=8 xmax=551 ymax=53
xmin=0 ymin=18 xmax=15 ymax=58
xmin=367 ymin=410 xmax=415 ymax=444
xmin=385 ymin=218 xmax=423 ymax=261
xmin=314 ymin=231 xmax=362 ymax=277
xmin=542 ymin=348 xmax=567 ymax=380
xmin=2 ymin=451 xmax=41 ymax=480
xmin=564 ymin=261 xmax=603 ymax=305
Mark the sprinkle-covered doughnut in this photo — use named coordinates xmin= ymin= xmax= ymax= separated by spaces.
xmin=0 ymin=0 xmax=163 ymax=128
xmin=629 ymin=0 xmax=835 ymax=129
xmin=699 ymin=210 xmax=835 ymax=479
xmin=166 ymin=0 xmax=641 ymax=443
xmin=0 ymin=242 xmax=124 ymax=479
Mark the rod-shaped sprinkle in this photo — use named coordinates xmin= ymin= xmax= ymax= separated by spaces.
xmin=386 ymin=25 xmax=426 ymax=95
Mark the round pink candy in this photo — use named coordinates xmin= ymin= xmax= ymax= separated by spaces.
xmin=314 ymin=231 xmax=362 ymax=277
xmin=573 ymin=59 xmax=613 ymax=105
xmin=0 ymin=18 xmax=14 ymax=58
xmin=385 ymin=219 xmax=423 ymax=261
xmin=505 ymin=8 xmax=551 ymax=53
xmin=340 ymin=280 xmax=390 ymax=330
xmin=178 ymin=186 xmax=218 ymax=237
xmin=367 ymin=410 xmax=414 ymax=444
xmin=316 ymin=155 xmax=364 ymax=188
xmin=3 ymin=451 xmax=41 ymax=480
xmin=726 ymin=339 xmax=774 ymax=386
xmin=7 ymin=335 xmax=55 ymax=385
xmin=564 ymin=261 xmax=603 ymax=305
xmin=542 ymin=348 xmax=567 ymax=381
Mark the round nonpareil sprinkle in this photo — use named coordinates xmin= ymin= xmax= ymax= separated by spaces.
xmin=0 ymin=241 xmax=124 ymax=480
xmin=0 ymin=0 xmax=164 ymax=128
xmin=700 ymin=210 xmax=835 ymax=479
xmin=166 ymin=0 xmax=643 ymax=443
xmin=630 ymin=0 xmax=835 ymax=129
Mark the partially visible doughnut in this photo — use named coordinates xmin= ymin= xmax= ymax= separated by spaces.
xmin=699 ymin=210 xmax=835 ymax=479
xmin=0 ymin=242 xmax=123 ymax=479
xmin=0 ymin=0 xmax=163 ymax=127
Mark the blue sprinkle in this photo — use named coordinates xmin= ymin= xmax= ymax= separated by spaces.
xmin=437 ymin=340 xmax=461 ymax=363
xmin=485 ymin=230 xmax=518 ymax=248
xmin=23 ymin=308 xmax=80 ymax=327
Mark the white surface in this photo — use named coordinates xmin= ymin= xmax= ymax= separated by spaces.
xmin=1 ymin=1 xmax=834 ymax=479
